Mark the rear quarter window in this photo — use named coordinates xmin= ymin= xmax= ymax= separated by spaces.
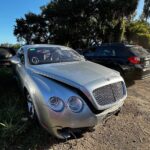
xmin=95 ymin=47 xmax=116 ymax=57
xmin=113 ymin=46 xmax=132 ymax=57
xmin=128 ymin=46 xmax=149 ymax=57
xmin=84 ymin=50 xmax=95 ymax=57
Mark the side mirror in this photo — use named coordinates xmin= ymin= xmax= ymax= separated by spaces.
xmin=81 ymin=55 xmax=85 ymax=59
xmin=10 ymin=56 xmax=20 ymax=64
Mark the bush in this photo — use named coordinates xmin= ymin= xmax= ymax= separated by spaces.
xmin=126 ymin=20 xmax=150 ymax=49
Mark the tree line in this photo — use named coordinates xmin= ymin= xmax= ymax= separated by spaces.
xmin=14 ymin=0 xmax=150 ymax=49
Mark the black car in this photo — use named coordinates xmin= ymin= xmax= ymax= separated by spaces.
xmin=0 ymin=47 xmax=16 ymax=67
xmin=83 ymin=43 xmax=150 ymax=80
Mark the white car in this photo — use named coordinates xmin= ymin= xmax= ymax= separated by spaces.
xmin=11 ymin=44 xmax=127 ymax=139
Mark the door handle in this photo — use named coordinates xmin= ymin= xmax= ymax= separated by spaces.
xmin=18 ymin=63 xmax=21 ymax=67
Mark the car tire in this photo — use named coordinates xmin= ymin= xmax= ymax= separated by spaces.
xmin=25 ymin=91 xmax=37 ymax=121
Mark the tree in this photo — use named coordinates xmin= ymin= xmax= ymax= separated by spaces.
xmin=14 ymin=0 xmax=139 ymax=48
xmin=109 ymin=0 xmax=138 ymax=42
xmin=143 ymin=0 xmax=150 ymax=20
xmin=14 ymin=13 xmax=49 ymax=44
xmin=126 ymin=20 xmax=150 ymax=48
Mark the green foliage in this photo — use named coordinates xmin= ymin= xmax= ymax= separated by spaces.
xmin=14 ymin=0 xmax=139 ymax=48
xmin=143 ymin=0 xmax=150 ymax=20
xmin=0 ymin=69 xmax=51 ymax=149
xmin=14 ymin=13 xmax=48 ymax=44
xmin=0 ymin=43 xmax=21 ymax=50
xmin=0 ymin=69 xmax=26 ymax=148
xmin=12 ymin=44 xmax=21 ymax=50
xmin=126 ymin=20 xmax=150 ymax=48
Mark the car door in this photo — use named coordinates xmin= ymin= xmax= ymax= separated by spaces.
xmin=91 ymin=46 xmax=117 ymax=69
xmin=15 ymin=48 xmax=27 ymax=89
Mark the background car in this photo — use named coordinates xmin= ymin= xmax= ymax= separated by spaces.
xmin=0 ymin=47 xmax=16 ymax=67
xmin=83 ymin=43 xmax=150 ymax=81
xmin=147 ymin=49 xmax=150 ymax=53
xmin=10 ymin=44 xmax=127 ymax=139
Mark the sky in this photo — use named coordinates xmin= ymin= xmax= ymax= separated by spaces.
xmin=136 ymin=0 xmax=145 ymax=19
xmin=0 ymin=0 xmax=145 ymax=44
xmin=0 ymin=0 xmax=50 ymax=44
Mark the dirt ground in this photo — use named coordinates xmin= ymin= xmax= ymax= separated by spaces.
xmin=50 ymin=78 xmax=150 ymax=150
xmin=0 ymin=69 xmax=150 ymax=150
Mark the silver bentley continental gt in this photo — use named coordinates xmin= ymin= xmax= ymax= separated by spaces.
xmin=10 ymin=44 xmax=127 ymax=139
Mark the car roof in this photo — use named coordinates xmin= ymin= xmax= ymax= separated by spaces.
xmin=0 ymin=47 xmax=16 ymax=55
xmin=100 ymin=43 xmax=126 ymax=47
xmin=22 ymin=44 xmax=71 ymax=51
xmin=99 ymin=43 xmax=140 ymax=47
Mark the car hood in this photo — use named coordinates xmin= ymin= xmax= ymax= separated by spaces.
xmin=0 ymin=49 xmax=11 ymax=59
xmin=29 ymin=61 xmax=120 ymax=89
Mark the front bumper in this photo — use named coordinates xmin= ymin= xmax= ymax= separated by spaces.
xmin=95 ymin=100 xmax=124 ymax=124
xmin=134 ymin=67 xmax=150 ymax=80
xmin=41 ymin=100 xmax=124 ymax=139
xmin=123 ymin=66 xmax=150 ymax=80
xmin=0 ymin=60 xmax=11 ymax=67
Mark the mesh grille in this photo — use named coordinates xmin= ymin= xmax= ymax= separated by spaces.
xmin=93 ymin=82 xmax=124 ymax=106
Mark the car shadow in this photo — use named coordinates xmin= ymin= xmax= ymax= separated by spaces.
xmin=125 ymin=79 xmax=135 ymax=88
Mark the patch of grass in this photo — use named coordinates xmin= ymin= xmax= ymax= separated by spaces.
xmin=0 ymin=68 xmax=27 ymax=148
xmin=0 ymin=68 xmax=60 ymax=149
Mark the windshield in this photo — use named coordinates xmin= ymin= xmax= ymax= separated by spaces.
xmin=128 ymin=46 xmax=149 ymax=56
xmin=28 ymin=47 xmax=83 ymax=65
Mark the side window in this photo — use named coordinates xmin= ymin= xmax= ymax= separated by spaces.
xmin=84 ymin=50 xmax=95 ymax=57
xmin=84 ymin=47 xmax=96 ymax=57
xmin=115 ymin=46 xmax=130 ymax=57
xmin=95 ymin=47 xmax=116 ymax=57
xmin=17 ymin=48 xmax=25 ymax=65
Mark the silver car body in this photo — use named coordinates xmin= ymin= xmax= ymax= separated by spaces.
xmin=11 ymin=44 xmax=127 ymax=139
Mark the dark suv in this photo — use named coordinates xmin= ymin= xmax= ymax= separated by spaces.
xmin=0 ymin=47 xmax=16 ymax=67
xmin=83 ymin=43 xmax=150 ymax=80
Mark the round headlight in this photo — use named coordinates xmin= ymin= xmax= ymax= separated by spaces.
xmin=68 ymin=96 xmax=84 ymax=113
xmin=49 ymin=97 xmax=64 ymax=112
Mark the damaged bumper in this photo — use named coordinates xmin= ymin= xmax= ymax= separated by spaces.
xmin=41 ymin=100 xmax=124 ymax=139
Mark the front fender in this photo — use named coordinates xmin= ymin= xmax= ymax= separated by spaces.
xmin=31 ymin=73 xmax=78 ymax=105
xmin=26 ymin=73 xmax=83 ymax=125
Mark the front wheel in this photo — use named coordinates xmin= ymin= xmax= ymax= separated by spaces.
xmin=25 ymin=91 xmax=37 ymax=121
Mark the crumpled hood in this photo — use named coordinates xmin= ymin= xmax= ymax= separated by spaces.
xmin=29 ymin=61 xmax=120 ymax=89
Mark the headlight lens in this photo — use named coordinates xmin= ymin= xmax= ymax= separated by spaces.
xmin=49 ymin=97 xmax=64 ymax=112
xmin=68 ymin=96 xmax=84 ymax=113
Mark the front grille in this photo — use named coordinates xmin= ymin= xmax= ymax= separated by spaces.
xmin=93 ymin=82 xmax=124 ymax=106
